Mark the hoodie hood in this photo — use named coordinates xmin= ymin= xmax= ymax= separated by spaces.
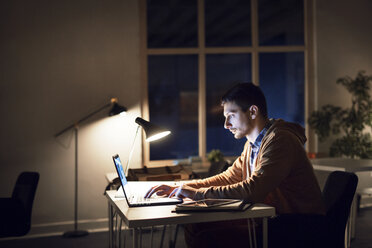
xmin=267 ymin=119 xmax=307 ymax=145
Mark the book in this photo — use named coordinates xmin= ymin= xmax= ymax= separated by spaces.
xmin=174 ymin=199 xmax=251 ymax=212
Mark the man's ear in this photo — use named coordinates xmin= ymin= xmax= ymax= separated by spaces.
xmin=249 ymin=105 xmax=259 ymax=119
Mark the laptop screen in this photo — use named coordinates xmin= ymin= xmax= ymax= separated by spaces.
xmin=113 ymin=154 xmax=128 ymax=189
xmin=112 ymin=154 xmax=183 ymax=207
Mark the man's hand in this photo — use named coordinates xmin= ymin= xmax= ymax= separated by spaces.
xmin=145 ymin=184 xmax=198 ymax=200
xmin=144 ymin=184 xmax=177 ymax=198
xmin=169 ymin=184 xmax=197 ymax=199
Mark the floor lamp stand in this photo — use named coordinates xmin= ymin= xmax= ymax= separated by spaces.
xmin=54 ymin=98 xmax=126 ymax=238
xmin=63 ymin=127 xmax=89 ymax=238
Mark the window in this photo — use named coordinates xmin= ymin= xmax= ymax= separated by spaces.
xmin=205 ymin=0 xmax=252 ymax=47
xmin=142 ymin=0 xmax=312 ymax=164
xmin=148 ymin=55 xmax=199 ymax=160
xmin=147 ymin=0 xmax=198 ymax=48
xmin=206 ymin=54 xmax=252 ymax=156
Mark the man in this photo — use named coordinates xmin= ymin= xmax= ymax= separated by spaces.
xmin=146 ymin=83 xmax=325 ymax=247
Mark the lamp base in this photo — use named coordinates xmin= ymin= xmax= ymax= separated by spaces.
xmin=62 ymin=230 xmax=89 ymax=238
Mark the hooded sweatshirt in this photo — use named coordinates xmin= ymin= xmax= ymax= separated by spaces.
xmin=187 ymin=119 xmax=326 ymax=215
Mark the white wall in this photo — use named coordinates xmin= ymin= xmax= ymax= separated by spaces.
xmin=315 ymin=0 xmax=372 ymax=188
xmin=0 ymin=0 xmax=142 ymax=232
xmin=315 ymin=0 xmax=372 ymax=154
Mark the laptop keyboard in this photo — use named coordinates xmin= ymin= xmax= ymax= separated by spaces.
xmin=129 ymin=194 xmax=158 ymax=204
xmin=129 ymin=194 xmax=180 ymax=206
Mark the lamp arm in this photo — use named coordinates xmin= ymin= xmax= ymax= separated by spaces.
xmin=124 ymin=125 xmax=140 ymax=176
xmin=54 ymin=102 xmax=111 ymax=137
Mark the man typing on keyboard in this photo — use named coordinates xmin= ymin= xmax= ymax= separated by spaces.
xmin=145 ymin=83 xmax=325 ymax=248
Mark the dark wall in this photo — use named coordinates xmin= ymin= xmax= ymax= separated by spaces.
xmin=0 ymin=0 xmax=141 ymax=229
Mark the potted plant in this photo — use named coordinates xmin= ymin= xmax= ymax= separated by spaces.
xmin=207 ymin=149 xmax=224 ymax=163
xmin=308 ymin=71 xmax=372 ymax=158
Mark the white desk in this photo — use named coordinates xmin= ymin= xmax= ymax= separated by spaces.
xmin=105 ymin=182 xmax=275 ymax=248
xmin=311 ymin=158 xmax=372 ymax=173
xmin=311 ymin=158 xmax=372 ymax=248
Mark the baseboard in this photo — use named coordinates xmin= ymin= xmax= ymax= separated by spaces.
xmin=0 ymin=218 xmax=109 ymax=241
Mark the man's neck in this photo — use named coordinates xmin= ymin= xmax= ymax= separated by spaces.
xmin=246 ymin=118 xmax=270 ymax=143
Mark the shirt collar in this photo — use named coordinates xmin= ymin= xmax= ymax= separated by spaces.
xmin=250 ymin=120 xmax=273 ymax=148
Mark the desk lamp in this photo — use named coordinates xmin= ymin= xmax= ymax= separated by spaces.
xmin=123 ymin=117 xmax=171 ymax=176
xmin=55 ymin=98 xmax=126 ymax=238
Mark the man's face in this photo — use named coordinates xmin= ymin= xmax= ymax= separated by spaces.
xmin=223 ymin=101 xmax=253 ymax=139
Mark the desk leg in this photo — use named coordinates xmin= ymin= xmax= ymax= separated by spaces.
xmin=246 ymin=219 xmax=253 ymax=248
xmin=150 ymin=226 xmax=154 ymax=248
xmin=344 ymin=194 xmax=357 ymax=248
xmin=345 ymin=214 xmax=352 ymax=248
xmin=263 ymin=217 xmax=268 ymax=248
xmin=133 ymin=228 xmax=140 ymax=248
xmin=108 ymin=202 xmax=113 ymax=248
xmin=160 ymin=225 xmax=166 ymax=248
xmin=350 ymin=194 xmax=357 ymax=239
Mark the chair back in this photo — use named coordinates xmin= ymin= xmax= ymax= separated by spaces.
xmin=322 ymin=171 xmax=358 ymax=247
xmin=11 ymin=172 xmax=40 ymax=229
xmin=207 ymin=161 xmax=229 ymax=177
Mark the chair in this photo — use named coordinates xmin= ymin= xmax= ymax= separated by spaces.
xmin=0 ymin=172 xmax=39 ymax=237
xmin=268 ymin=171 xmax=358 ymax=248
xmin=322 ymin=171 xmax=358 ymax=247
xmin=191 ymin=160 xmax=231 ymax=179
xmin=207 ymin=160 xmax=230 ymax=177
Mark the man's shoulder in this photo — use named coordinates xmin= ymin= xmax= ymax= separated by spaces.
xmin=265 ymin=119 xmax=306 ymax=144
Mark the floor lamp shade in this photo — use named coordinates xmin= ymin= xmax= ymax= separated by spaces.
xmin=55 ymin=98 xmax=126 ymax=238
xmin=109 ymin=102 xmax=127 ymax=116
xmin=55 ymin=98 xmax=127 ymax=137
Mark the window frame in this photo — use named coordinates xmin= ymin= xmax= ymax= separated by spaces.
xmin=140 ymin=0 xmax=316 ymax=166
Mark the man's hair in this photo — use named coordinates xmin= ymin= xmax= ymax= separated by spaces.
xmin=221 ymin=82 xmax=268 ymax=118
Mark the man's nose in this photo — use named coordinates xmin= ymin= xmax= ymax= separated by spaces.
xmin=224 ymin=119 xmax=231 ymax=129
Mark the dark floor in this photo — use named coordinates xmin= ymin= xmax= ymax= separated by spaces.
xmin=350 ymin=207 xmax=372 ymax=248
xmin=0 ymin=225 xmax=187 ymax=248
xmin=1 ymin=207 xmax=371 ymax=248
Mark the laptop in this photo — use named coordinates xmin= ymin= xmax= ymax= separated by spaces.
xmin=112 ymin=154 xmax=183 ymax=207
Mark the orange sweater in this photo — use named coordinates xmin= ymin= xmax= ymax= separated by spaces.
xmin=186 ymin=119 xmax=325 ymax=215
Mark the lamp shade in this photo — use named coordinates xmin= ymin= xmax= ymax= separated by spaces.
xmin=109 ymin=102 xmax=127 ymax=116
xmin=135 ymin=117 xmax=171 ymax=142
xmin=55 ymin=98 xmax=127 ymax=138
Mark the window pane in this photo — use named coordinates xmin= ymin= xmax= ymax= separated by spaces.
xmin=205 ymin=0 xmax=251 ymax=47
xmin=259 ymin=52 xmax=304 ymax=125
xmin=258 ymin=0 xmax=304 ymax=46
xmin=147 ymin=0 xmax=198 ymax=48
xmin=206 ymin=54 xmax=252 ymax=156
xmin=148 ymin=55 xmax=198 ymax=160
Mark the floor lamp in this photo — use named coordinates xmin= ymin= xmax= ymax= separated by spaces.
xmin=55 ymin=98 xmax=127 ymax=238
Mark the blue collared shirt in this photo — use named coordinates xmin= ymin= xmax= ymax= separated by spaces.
xmin=249 ymin=120 xmax=273 ymax=174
